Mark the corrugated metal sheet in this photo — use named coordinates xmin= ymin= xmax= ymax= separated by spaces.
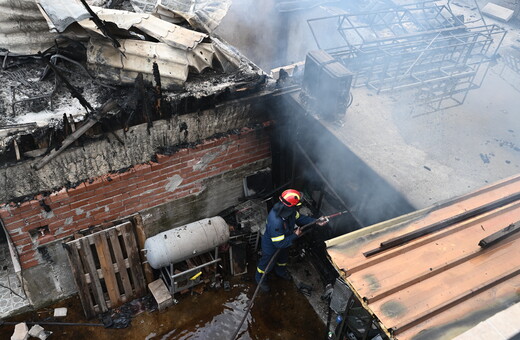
xmin=87 ymin=38 xmax=189 ymax=86
xmin=159 ymin=0 xmax=231 ymax=33
xmin=79 ymin=7 xmax=206 ymax=50
xmin=139 ymin=0 xmax=231 ymax=33
xmin=36 ymin=0 xmax=91 ymax=32
xmin=0 ymin=0 xmax=57 ymax=54
xmin=86 ymin=37 xmax=219 ymax=87
xmin=326 ymin=174 xmax=520 ymax=339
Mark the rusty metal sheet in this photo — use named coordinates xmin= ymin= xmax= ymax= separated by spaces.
xmin=0 ymin=0 xmax=57 ymax=54
xmin=326 ymin=174 xmax=520 ymax=339
xmin=36 ymin=0 xmax=91 ymax=32
xmin=79 ymin=7 xmax=206 ymax=50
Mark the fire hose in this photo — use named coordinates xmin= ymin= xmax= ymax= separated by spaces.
xmin=230 ymin=210 xmax=348 ymax=340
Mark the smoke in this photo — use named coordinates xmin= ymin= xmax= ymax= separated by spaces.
xmin=215 ymin=0 xmax=336 ymax=71
xmin=218 ymin=0 xmax=520 ymax=239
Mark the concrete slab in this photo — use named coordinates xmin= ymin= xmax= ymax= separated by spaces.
xmin=148 ymin=279 xmax=173 ymax=310
xmin=482 ymin=2 xmax=515 ymax=22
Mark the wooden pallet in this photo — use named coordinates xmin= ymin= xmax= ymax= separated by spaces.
xmin=65 ymin=221 xmax=146 ymax=318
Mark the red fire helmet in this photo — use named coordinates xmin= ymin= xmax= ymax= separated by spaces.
xmin=279 ymin=189 xmax=302 ymax=207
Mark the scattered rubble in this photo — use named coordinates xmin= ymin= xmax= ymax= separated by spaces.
xmin=0 ymin=0 xmax=264 ymax=169
xmin=10 ymin=322 xmax=28 ymax=340
xmin=27 ymin=324 xmax=49 ymax=340
xmin=53 ymin=307 xmax=67 ymax=317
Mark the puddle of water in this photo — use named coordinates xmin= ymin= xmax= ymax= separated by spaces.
xmin=0 ymin=276 xmax=325 ymax=340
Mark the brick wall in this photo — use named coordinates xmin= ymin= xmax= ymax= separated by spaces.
xmin=0 ymin=126 xmax=271 ymax=269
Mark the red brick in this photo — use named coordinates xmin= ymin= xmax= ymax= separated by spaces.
xmin=73 ymin=190 xmax=97 ymax=202
xmin=21 ymin=259 xmax=39 ymax=269
xmin=70 ymin=199 xmax=90 ymax=210
xmin=10 ymin=233 xmax=30 ymax=243
xmin=4 ymin=220 xmax=26 ymax=231
xmin=73 ymin=213 xmax=88 ymax=222
xmin=95 ymin=197 xmax=115 ymax=208
xmin=156 ymin=154 xmax=170 ymax=162
xmin=19 ymin=249 xmax=35 ymax=260
xmin=67 ymin=182 xmax=87 ymax=195
xmin=55 ymin=210 xmax=76 ymax=221
xmin=49 ymin=188 xmax=69 ymax=203
xmin=115 ymin=169 xmax=135 ymax=181
xmin=52 ymin=204 xmax=72 ymax=216
xmin=174 ymin=148 xmax=189 ymax=156
xmin=107 ymin=206 xmax=125 ymax=216
xmin=15 ymin=201 xmax=35 ymax=214
xmin=84 ymin=177 xmax=105 ymax=190
xmin=36 ymin=234 xmax=56 ymax=245
xmin=159 ymin=164 xmax=188 ymax=176
xmin=0 ymin=207 xmax=12 ymax=219
xmin=133 ymin=163 xmax=152 ymax=174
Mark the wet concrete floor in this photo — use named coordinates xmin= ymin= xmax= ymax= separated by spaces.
xmin=0 ymin=275 xmax=325 ymax=340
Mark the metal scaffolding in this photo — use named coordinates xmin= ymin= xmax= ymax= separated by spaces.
xmin=307 ymin=1 xmax=506 ymax=111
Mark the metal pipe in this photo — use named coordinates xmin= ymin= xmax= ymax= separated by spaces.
xmin=170 ymin=259 xmax=221 ymax=280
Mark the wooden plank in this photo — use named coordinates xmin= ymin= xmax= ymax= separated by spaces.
xmin=108 ymin=227 xmax=133 ymax=301
xmin=120 ymin=222 xmax=146 ymax=295
xmin=93 ymin=232 xmax=121 ymax=306
xmin=133 ymin=214 xmax=154 ymax=284
xmin=79 ymin=237 xmax=107 ymax=312
xmin=34 ymin=100 xmax=117 ymax=170
xmin=65 ymin=242 xmax=95 ymax=319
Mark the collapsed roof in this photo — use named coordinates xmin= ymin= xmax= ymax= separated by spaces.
xmin=0 ymin=0 xmax=264 ymax=165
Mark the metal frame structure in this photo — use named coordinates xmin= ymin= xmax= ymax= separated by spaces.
xmin=160 ymin=247 xmax=220 ymax=295
xmin=307 ymin=1 xmax=506 ymax=112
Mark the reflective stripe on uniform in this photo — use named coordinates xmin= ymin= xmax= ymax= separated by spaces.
xmin=276 ymin=262 xmax=287 ymax=266
xmin=257 ymin=267 xmax=265 ymax=274
xmin=271 ymin=235 xmax=285 ymax=242
xmin=295 ymin=211 xmax=300 ymax=219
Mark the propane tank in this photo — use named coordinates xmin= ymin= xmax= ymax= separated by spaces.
xmin=144 ymin=216 xmax=229 ymax=269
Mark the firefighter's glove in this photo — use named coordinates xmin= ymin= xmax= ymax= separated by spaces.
xmin=317 ymin=216 xmax=329 ymax=226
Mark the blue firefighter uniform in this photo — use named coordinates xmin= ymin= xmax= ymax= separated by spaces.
xmin=255 ymin=202 xmax=315 ymax=285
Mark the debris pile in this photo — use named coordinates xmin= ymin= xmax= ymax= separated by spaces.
xmin=0 ymin=0 xmax=264 ymax=164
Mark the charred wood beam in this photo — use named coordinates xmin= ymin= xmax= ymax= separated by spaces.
xmin=153 ymin=62 xmax=162 ymax=117
xmin=137 ymin=73 xmax=153 ymax=131
xmin=79 ymin=0 xmax=121 ymax=49
xmin=41 ymin=55 xmax=94 ymax=114
xmin=34 ymin=100 xmax=118 ymax=170
xmin=123 ymin=75 xmax=141 ymax=131
xmin=479 ymin=221 xmax=520 ymax=248
xmin=364 ymin=192 xmax=520 ymax=257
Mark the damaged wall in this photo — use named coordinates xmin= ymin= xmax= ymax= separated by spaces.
xmin=0 ymin=101 xmax=265 ymax=202
xmin=0 ymin=96 xmax=272 ymax=311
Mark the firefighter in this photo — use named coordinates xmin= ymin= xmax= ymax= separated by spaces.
xmin=255 ymin=189 xmax=327 ymax=292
